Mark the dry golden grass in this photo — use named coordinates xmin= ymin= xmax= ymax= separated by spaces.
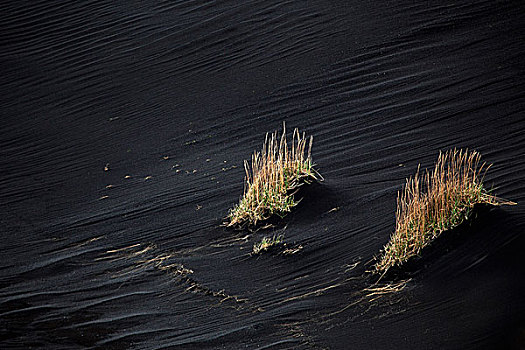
xmin=252 ymin=234 xmax=283 ymax=255
xmin=375 ymin=149 xmax=515 ymax=275
xmin=226 ymin=124 xmax=321 ymax=228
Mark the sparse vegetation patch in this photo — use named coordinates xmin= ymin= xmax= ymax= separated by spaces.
xmin=252 ymin=234 xmax=284 ymax=255
xmin=226 ymin=124 xmax=321 ymax=228
xmin=375 ymin=149 xmax=515 ymax=275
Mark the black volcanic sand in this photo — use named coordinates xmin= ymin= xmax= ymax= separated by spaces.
xmin=1 ymin=1 xmax=525 ymax=349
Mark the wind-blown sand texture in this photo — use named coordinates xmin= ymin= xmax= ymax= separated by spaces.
xmin=1 ymin=1 xmax=524 ymax=349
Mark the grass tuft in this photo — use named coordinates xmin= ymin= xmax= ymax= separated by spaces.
xmin=375 ymin=149 xmax=515 ymax=275
xmin=226 ymin=123 xmax=321 ymax=228
xmin=252 ymin=234 xmax=284 ymax=255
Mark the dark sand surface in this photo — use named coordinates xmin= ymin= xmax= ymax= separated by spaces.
xmin=1 ymin=1 xmax=525 ymax=349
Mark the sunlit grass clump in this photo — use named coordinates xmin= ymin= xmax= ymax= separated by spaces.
xmin=252 ymin=234 xmax=283 ymax=255
xmin=226 ymin=124 xmax=320 ymax=228
xmin=375 ymin=149 xmax=515 ymax=275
